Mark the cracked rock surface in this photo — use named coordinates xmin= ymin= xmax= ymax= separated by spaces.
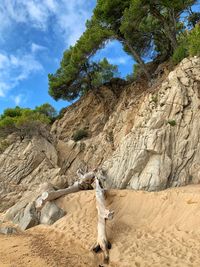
xmin=0 ymin=57 xmax=200 ymax=218
xmin=103 ymin=57 xmax=200 ymax=190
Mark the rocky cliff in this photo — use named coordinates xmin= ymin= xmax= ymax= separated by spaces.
xmin=0 ymin=57 xmax=200 ymax=213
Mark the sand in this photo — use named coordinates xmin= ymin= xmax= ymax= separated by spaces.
xmin=1 ymin=185 xmax=200 ymax=266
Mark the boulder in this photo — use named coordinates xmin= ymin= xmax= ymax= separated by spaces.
xmin=18 ymin=202 xmax=39 ymax=230
xmin=40 ymin=202 xmax=66 ymax=225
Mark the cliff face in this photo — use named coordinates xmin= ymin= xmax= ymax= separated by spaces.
xmin=104 ymin=57 xmax=200 ymax=190
xmin=0 ymin=57 xmax=200 ymax=211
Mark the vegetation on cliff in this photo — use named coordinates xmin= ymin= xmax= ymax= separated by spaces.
xmin=48 ymin=0 xmax=200 ymax=101
xmin=0 ymin=104 xmax=57 ymax=139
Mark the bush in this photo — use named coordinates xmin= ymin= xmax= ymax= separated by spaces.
xmin=188 ymin=24 xmax=200 ymax=56
xmin=2 ymin=106 xmax=22 ymax=118
xmin=172 ymin=41 xmax=188 ymax=65
xmin=72 ymin=129 xmax=88 ymax=141
xmin=168 ymin=120 xmax=176 ymax=126
xmin=35 ymin=103 xmax=57 ymax=122
xmin=0 ymin=106 xmax=52 ymax=138
xmin=172 ymin=25 xmax=200 ymax=65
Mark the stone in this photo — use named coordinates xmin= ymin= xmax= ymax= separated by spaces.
xmin=18 ymin=202 xmax=39 ymax=230
xmin=0 ymin=227 xmax=17 ymax=235
xmin=40 ymin=202 xmax=66 ymax=225
xmin=0 ymin=57 xmax=200 ymax=221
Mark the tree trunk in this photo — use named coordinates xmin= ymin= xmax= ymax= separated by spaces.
xmin=92 ymin=178 xmax=114 ymax=264
xmin=150 ymin=6 xmax=178 ymax=50
xmin=124 ymin=40 xmax=151 ymax=81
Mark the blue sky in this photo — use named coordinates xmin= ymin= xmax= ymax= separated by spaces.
xmin=0 ymin=0 xmax=134 ymax=115
xmin=0 ymin=1 xmax=199 ymax=115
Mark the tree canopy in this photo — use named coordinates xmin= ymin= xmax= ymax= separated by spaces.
xmin=48 ymin=0 xmax=200 ymax=101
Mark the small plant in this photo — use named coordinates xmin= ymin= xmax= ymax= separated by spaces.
xmin=172 ymin=25 xmax=200 ymax=65
xmin=72 ymin=129 xmax=88 ymax=141
xmin=172 ymin=41 xmax=188 ymax=65
xmin=188 ymin=24 xmax=200 ymax=56
xmin=151 ymin=94 xmax=158 ymax=104
xmin=0 ymin=140 xmax=9 ymax=153
xmin=167 ymin=120 xmax=176 ymax=126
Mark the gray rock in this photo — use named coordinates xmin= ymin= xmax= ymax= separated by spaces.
xmin=1 ymin=57 xmax=200 ymax=221
xmin=103 ymin=57 xmax=200 ymax=190
xmin=0 ymin=227 xmax=17 ymax=235
xmin=18 ymin=202 xmax=39 ymax=230
xmin=40 ymin=202 xmax=66 ymax=225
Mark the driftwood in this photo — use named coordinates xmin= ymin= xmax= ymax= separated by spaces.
xmin=35 ymin=169 xmax=96 ymax=209
xmin=92 ymin=178 xmax=114 ymax=264
xmin=35 ymin=168 xmax=114 ymax=264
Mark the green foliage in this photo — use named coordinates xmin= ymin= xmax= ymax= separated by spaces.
xmin=187 ymin=24 xmax=200 ymax=56
xmin=49 ymin=56 xmax=118 ymax=101
xmin=168 ymin=120 xmax=177 ymax=126
xmin=0 ymin=104 xmax=56 ymax=138
xmin=151 ymin=94 xmax=158 ymax=104
xmin=90 ymin=58 xmax=119 ymax=88
xmin=126 ymin=64 xmax=142 ymax=81
xmin=35 ymin=103 xmax=57 ymax=122
xmin=48 ymin=0 xmax=198 ymax=100
xmin=72 ymin=129 xmax=88 ymax=141
xmin=48 ymin=21 xmax=112 ymax=101
xmin=172 ymin=40 xmax=189 ymax=65
xmin=188 ymin=12 xmax=200 ymax=27
xmin=172 ymin=25 xmax=200 ymax=64
xmin=1 ymin=106 xmax=22 ymax=118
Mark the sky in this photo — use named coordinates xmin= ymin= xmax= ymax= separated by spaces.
xmin=0 ymin=0 xmax=134 ymax=115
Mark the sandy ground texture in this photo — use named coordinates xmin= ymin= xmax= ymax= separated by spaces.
xmin=1 ymin=185 xmax=200 ymax=267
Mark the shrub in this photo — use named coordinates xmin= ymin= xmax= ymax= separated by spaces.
xmin=0 ymin=106 xmax=52 ymax=138
xmin=2 ymin=106 xmax=22 ymax=118
xmin=151 ymin=94 xmax=158 ymax=104
xmin=172 ymin=25 xmax=200 ymax=65
xmin=35 ymin=103 xmax=57 ymax=122
xmin=72 ymin=129 xmax=88 ymax=141
xmin=188 ymin=24 xmax=200 ymax=56
xmin=172 ymin=41 xmax=188 ymax=65
xmin=168 ymin=120 xmax=176 ymax=126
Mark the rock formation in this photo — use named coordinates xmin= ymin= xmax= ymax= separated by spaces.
xmin=0 ymin=57 xmax=200 ymax=224
xmin=103 ymin=57 xmax=200 ymax=190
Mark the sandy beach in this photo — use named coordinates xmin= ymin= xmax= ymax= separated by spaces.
xmin=1 ymin=185 xmax=200 ymax=267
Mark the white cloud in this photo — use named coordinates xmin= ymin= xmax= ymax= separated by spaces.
xmin=0 ymin=1 xmax=94 ymax=100
xmin=108 ymin=56 xmax=129 ymax=65
xmin=13 ymin=94 xmax=23 ymax=105
xmin=56 ymin=0 xmax=93 ymax=45
xmin=0 ymin=51 xmax=43 ymax=97
xmin=31 ymin=43 xmax=47 ymax=54
xmin=0 ymin=0 xmax=94 ymax=46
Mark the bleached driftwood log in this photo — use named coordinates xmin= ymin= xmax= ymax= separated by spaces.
xmin=35 ymin=169 xmax=96 ymax=209
xmin=93 ymin=178 xmax=114 ymax=264
xmin=35 ymin=168 xmax=114 ymax=263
